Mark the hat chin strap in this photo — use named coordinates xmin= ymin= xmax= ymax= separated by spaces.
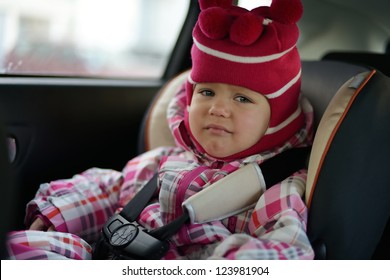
xmin=182 ymin=163 xmax=266 ymax=223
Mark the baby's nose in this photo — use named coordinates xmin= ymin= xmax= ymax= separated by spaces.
xmin=208 ymin=98 xmax=231 ymax=117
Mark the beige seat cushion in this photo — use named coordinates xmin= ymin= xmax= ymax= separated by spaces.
xmin=144 ymin=70 xmax=190 ymax=151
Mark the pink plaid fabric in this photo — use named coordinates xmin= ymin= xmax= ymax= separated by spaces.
xmin=6 ymin=82 xmax=314 ymax=260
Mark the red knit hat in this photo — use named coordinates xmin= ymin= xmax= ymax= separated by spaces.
xmin=185 ymin=0 xmax=305 ymax=159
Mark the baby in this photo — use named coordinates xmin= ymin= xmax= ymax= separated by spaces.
xmin=7 ymin=0 xmax=314 ymax=260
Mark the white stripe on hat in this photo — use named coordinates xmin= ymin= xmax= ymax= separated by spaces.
xmin=265 ymin=105 xmax=302 ymax=135
xmin=189 ymin=68 xmax=301 ymax=99
xmin=264 ymin=69 xmax=301 ymax=99
xmin=188 ymin=75 xmax=196 ymax=85
xmin=194 ymin=38 xmax=296 ymax=64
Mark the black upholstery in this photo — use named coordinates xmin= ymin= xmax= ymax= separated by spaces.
xmin=301 ymin=60 xmax=369 ymax=127
xmin=307 ymin=70 xmax=390 ymax=259
xmin=322 ymin=51 xmax=390 ymax=77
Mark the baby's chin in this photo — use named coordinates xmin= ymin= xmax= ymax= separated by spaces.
xmin=203 ymin=147 xmax=236 ymax=159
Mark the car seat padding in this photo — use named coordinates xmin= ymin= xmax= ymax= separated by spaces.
xmin=306 ymin=70 xmax=390 ymax=259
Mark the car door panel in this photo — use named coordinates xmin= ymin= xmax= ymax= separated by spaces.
xmin=0 ymin=78 xmax=161 ymax=229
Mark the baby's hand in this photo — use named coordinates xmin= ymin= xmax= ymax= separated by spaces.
xmin=29 ymin=217 xmax=55 ymax=231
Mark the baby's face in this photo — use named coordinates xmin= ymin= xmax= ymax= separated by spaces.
xmin=188 ymin=83 xmax=271 ymax=158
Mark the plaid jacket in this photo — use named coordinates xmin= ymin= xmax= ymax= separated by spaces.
xmin=7 ymin=84 xmax=315 ymax=260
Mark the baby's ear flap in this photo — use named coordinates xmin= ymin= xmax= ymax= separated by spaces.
xmin=199 ymin=0 xmax=232 ymax=11
xmin=269 ymin=0 xmax=303 ymax=24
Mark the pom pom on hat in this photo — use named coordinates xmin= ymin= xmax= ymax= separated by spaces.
xmin=230 ymin=13 xmax=264 ymax=46
xmin=199 ymin=7 xmax=232 ymax=39
xmin=269 ymin=0 xmax=303 ymax=24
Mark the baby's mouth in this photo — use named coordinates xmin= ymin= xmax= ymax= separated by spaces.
xmin=205 ymin=124 xmax=232 ymax=134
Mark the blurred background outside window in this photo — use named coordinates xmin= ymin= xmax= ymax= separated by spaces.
xmin=0 ymin=0 xmax=189 ymax=78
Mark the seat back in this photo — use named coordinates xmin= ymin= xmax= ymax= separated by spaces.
xmin=322 ymin=51 xmax=390 ymax=77
xmin=138 ymin=60 xmax=390 ymax=259
xmin=306 ymin=69 xmax=390 ymax=259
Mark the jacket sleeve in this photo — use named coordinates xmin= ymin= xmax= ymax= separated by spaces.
xmin=25 ymin=168 xmax=124 ymax=243
xmin=25 ymin=146 xmax=178 ymax=243
xmin=209 ymin=170 xmax=314 ymax=260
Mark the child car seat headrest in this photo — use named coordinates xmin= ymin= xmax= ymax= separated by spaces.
xmin=141 ymin=70 xmax=189 ymax=151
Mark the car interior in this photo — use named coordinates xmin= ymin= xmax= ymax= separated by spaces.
xmin=0 ymin=0 xmax=389 ymax=260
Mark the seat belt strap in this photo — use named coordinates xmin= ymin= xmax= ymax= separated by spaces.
xmin=183 ymin=163 xmax=264 ymax=223
xmin=119 ymin=146 xmax=311 ymax=239
xmin=120 ymin=173 xmax=158 ymax=222
xmin=183 ymin=146 xmax=311 ymax=223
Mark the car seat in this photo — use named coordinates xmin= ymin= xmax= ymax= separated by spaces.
xmin=138 ymin=60 xmax=390 ymax=260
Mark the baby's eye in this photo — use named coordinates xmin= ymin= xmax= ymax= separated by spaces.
xmin=234 ymin=95 xmax=252 ymax=103
xmin=198 ymin=89 xmax=214 ymax=97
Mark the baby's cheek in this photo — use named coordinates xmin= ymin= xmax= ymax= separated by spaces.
xmin=242 ymin=119 xmax=266 ymax=141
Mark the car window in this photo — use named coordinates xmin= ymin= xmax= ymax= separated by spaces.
xmin=0 ymin=0 xmax=189 ymax=79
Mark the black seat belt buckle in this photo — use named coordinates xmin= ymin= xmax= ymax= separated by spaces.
xmin=95 ymin=213 xmax=169 ymax=260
